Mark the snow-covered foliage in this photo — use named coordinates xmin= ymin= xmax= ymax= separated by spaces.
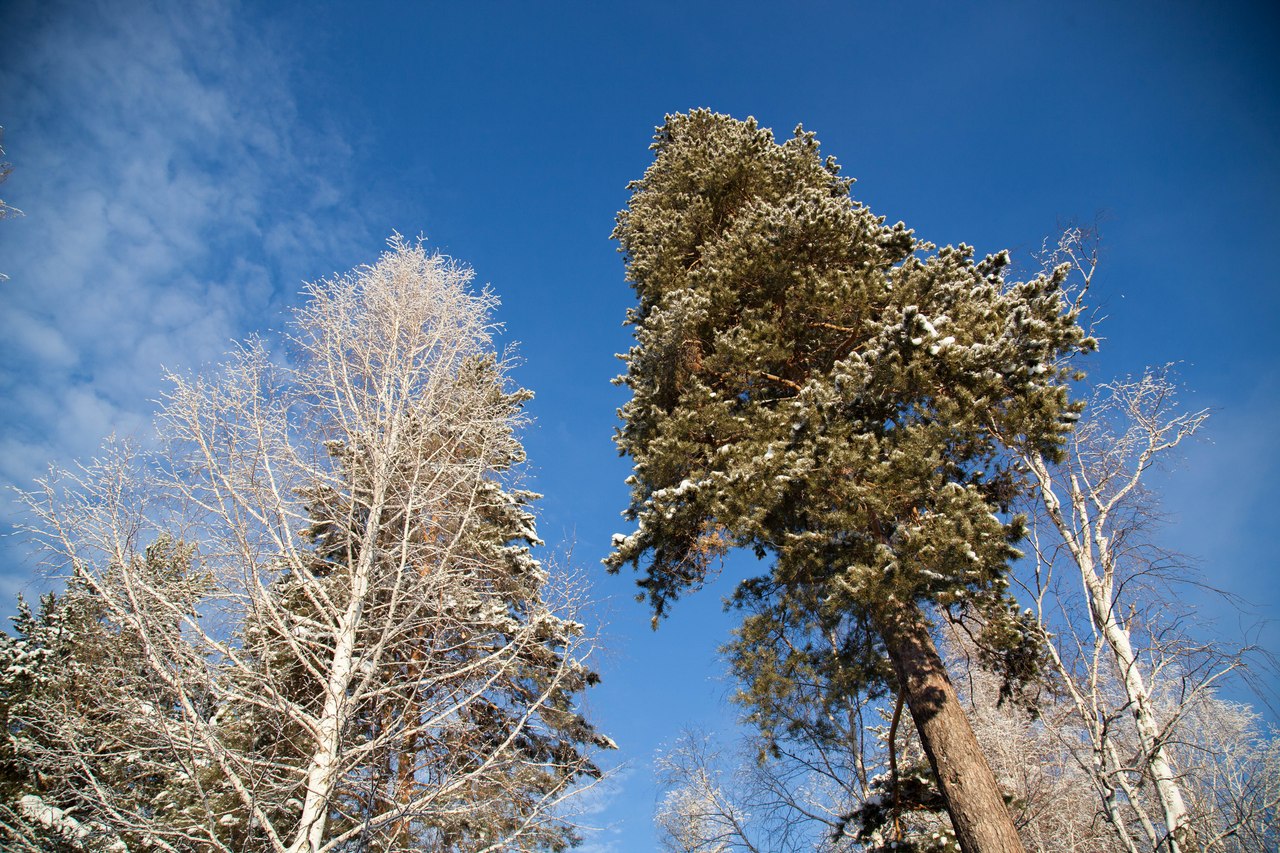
xmin=3 ymin=237 xmax=609 ymax=852
xmin=609 ymin=110 xmax=1091 ymax=852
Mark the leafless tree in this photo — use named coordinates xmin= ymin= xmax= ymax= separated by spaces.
xmin=0 ymin=126 xmax=21 ymax=281
xmin=653 ymin=727 xmax=879 ymax=853
xmin=13 ymin=237 xmax=609 ymax=852
xmin=654 ymin=732 xmax=764 ymax=853
xmin=1003 ymin=229 xmax=1270 ymax=853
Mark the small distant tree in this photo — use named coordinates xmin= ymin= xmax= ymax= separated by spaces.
xmin=608 ymin=111 xmax=1091 ymax=853
xmin=654 ymin=732 xmax=766 ymax=853
xmin=0 ymin=127 xmax=19 ymax=223
xmin=1 ymin=126 xmax=22 ymax=281
xmin=8 ymin=237 xmax=609 ymax=852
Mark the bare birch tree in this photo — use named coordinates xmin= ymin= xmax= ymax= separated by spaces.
xmin=1003 ymin=229 xmax=1270 ymax=853
xmin=8 ymin=237 xmax=609 ymax=852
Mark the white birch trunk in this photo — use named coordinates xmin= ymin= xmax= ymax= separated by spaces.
xmin=289 ymin=491 xmax=384 ymax=853
xmin=1081 ymin=566 xmax=1191 ymax=851
xmin=1025 ymin=396 xmax=1201 ymax=852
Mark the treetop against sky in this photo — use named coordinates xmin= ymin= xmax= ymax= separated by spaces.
xmin=1 ymin=1 xmax=1277 ymax=850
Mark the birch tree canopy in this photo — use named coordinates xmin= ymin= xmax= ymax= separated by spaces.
xmin=6 ymin=237 xmax=609 ymax=853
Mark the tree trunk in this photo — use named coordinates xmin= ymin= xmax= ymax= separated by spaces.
xmin=1084 ymin=571 xmax=1191 ymax=853
xmin=1030 ymin=450 xmax=1193 ymax=852
xmin=289 ymin=490 xmax=387 ymax=853
xmin=873 ymin=597 xmax=1026 ymax=853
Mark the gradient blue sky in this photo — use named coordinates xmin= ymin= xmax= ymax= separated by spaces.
xmin=2 ymin=1 xmax=1278 ymax=849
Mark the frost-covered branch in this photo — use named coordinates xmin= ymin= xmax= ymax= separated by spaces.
xmin=4 ymin=237 xmax=610 ymax=853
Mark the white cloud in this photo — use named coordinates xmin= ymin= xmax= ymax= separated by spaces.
xmin=569 ymin=763 xmax=635 ymax=853
xmin=0 ymin=0 xmax=373 ymax=599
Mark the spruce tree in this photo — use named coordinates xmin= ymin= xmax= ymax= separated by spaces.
xmin=0 ymin=537 xmax=207 ymax=851
xmin=607 ymin=111 xmax=1090 ymax=853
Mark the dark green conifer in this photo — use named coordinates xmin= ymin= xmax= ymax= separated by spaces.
xmin=608 ymin=110 xmax=1091 ymax=852
xmin=0 ymin=537 xmax=207 ymax=851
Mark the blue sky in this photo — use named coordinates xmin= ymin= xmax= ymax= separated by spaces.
xmin=1 ymin=1 xmax=1278 ymax=849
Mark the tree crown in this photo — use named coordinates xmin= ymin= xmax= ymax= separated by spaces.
xmin=608 ymin=110 xmax=1092 ymax=631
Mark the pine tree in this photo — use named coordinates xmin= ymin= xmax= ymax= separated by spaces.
xmin=607 ymin=111 xmax=1091 ymax=853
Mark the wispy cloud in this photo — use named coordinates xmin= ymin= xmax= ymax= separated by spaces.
xmin=0 ymin=0 xmax=372 ymax=597
xmin=571 ymin=763 xmax=636 ymax=853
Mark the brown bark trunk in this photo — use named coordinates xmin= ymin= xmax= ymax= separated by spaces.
xmin=873 ymin=598 xmax=1026 ymax=853
xmin=389 ymin=638 xmax=425 ymax=845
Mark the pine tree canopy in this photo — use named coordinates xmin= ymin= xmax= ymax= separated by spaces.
xmin=607 ymin=109 xmax=1093 ymax=662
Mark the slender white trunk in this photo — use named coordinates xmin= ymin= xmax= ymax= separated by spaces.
xmin=1029 ymin=452 xmax=1192 ymax=852
xmin=289 ymin=484 xmax=387 ymax=853
xmin=1082 ymin=571 xmax=1191 ymax=852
